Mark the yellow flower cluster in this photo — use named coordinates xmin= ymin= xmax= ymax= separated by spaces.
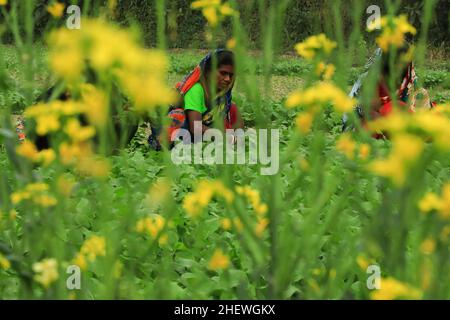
xmin=64 ymin=119 xmax=96 ymax=142
xmin=16 ymin=141 xmax=56 ymax=167
xmin=419 ymin=183 xmax=450 ymax=220
xmin=136 ymin=215 xmax=168 ymax=245
xmin=47 ymin=2 xmax=65 ymax=18
xmin=220 ymin=217 xmax=244 ymax=233
xmin=336 ymin=134 xmax=371 ymax=160
xmin=295 ymin=112 xmax=314 ymax=135
xmin=11 ymin=183 xmax=57 ymax=207
xmin=80 ymin=84 xmax=108 ymax=128
xmin=315 ymin=62 xmax=336 ymax=80
xmin=24 ymin=100 xmax=83 ymax=136
xmin=356 ymin=254 xmax=375 ymax=271
xmin=366 ymin=107 xmax=450 ymax=186
xmin=368 ymin=15 xmax=417 ymax=52
xmin=182 ymin=180 xmax=234 ymax=218
xmin=191 ymin=0 xmax=238 ymax=27
xmin=59 ymin=140 xmax=110 ymax=178
xmin=58 ymin=141 xmax=89 ymax=165
xmin=32 ymin=258 xmax=59 ymax=288
xmin=294 ymin=34 xmax=337 ymax=61
xmin=0 ymin=253 xmax=10 ymax=270
xmin=370 ymin=277 xmax=422 ymax=300
xmin=235 ymin=185 xmax=269 ymax=237
xmin=73 ymin=235 xmax=106 ymax=271
xmin=336 ymin=133 xmax=356 ymax=160
xmin=369 ymin=108 xmax=450 ymax=151
xmin=208 ymin=249 xmax=230 ymax=271
xmin=48 ymin=19 xmax=175 ymax=112
xmin=368 ymin=134 xmax=424 ymax=186
xmin=286 ymin=82 xmax=356 ymax=113
xmin=22 ymin=87 xmax=108 ymax=176
xmin=236 ymin=186 xmax=268 ymax=216
xmin=0 ymin=0 xmax=7 ymax=6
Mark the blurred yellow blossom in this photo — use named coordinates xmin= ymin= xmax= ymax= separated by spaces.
xmin=59 ymin=142 xmax=93 ymax=165
xmin=76 ymin=156 xmax=111 ymax=178
xmin=316 ymin=62 xmax=335 ymax=80
xmin=368 ymin=108 xmax=450 ymax=152
xmin=80 ymin=84 xmax=108 ymax=128
xmin=64 ymin=119 xmax=96 ymax=142
xmin=49 ymin=49 xmax=83 ymax=82
xmin=0 ymin=0 xmax=8 ymax=6
xmin=233 ymin=217 xmax=243 ymax=232
xmin=371 ymin=277 xmax=422 ymax=300
xmin=419 ymin=193 xmax=443 ymax=213
xmin=16 ymin=140 xmax=39 ymax=161
xmin=255 ymin=218 xmax=269 ymax=237
xmin=356 ymin=254 xmax=370 ymax=270
xmin=11 ymin=183 xmax=57 ymax=207
xmin=57 ymin=175 xmax=76 ymax=197
xmin=72 ymin=235 xmax=106 ymax=271
xmin=419 ymin=183 xmax=450 ymax=220
xmin=136 ymin=215 xmax=166 ymax=239
xmin=183 ymin=180 xmax=234 ymax=217
xmin=0 ymin=254 xmax=10 ymax=270
xmin=226 ymin=38 xmax=236 ymax=49
xmin=72 ymin=253 xmax=87 ymax=271
xmin=48 ymin=19 xmax=175 ymax=111
xmin=299 ymin=158 xmax=310 ymax=171
xmin=33 ymin=258 xmax=59 ymax=288
xmin=208 ymin=249 xmax=230 ymax=271
xmin=191 ymin=0 xmax=237 ymax=27
xmin=220 ymin=218 xmax=232 ymax=230
xmin=147 ymin=178 xmax=172 ymax=206
xmin=368 ymin=15 xmax=417 ymax=52
xmin=38 ymin=149 xmax=56 ymax=166
xmin=368 ymin=134 xmax=424 ymax=186
xmin=295 ymin=112 xmax=314 ymax=134
xmin=236 ymin=185 xmax=268 ymax=216
xmin=295 ymin=34 xmax=336 ymax=60
xmin=9 ymin=209 xmax=17 ymax=220
xmin=36 ymin=114 xmax=60 ymax=136
xmin=33 ymin=194 xmax=58 ymax=207
xmin=47 ymin=2 xmax=65 ymax=18
xmin=80 ymin=235 xmax=106 ymax=261
xmin=359 ymin=143 xmax=371 ymax=160
xmin=286 ymin=82 xmax=356 ymax=113
xmin=336 ymin=133 xmax=356 ymax=160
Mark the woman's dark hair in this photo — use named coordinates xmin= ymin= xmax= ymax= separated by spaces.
xmin=203 ymin=49 xmax=234 ymax=75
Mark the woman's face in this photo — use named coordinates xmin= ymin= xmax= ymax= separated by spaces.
xmin=216 ymin=64 xmax=234 ymax=92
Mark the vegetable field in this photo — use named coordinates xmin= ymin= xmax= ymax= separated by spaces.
xmin=0 ymin=0 xmax=449 ymax=300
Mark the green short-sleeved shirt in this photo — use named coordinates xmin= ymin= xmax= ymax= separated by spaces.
xmin=183 ymin=82 xmax=226 ymax=126
xmin=184 ymin=83 xmax=207 ymax=114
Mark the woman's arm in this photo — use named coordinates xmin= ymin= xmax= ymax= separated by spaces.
xmin=186 ymin=110 xmax=209 ymax=140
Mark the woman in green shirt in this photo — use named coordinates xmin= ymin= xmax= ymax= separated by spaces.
xmin=149 ymin=49 xmax=243 ymax=150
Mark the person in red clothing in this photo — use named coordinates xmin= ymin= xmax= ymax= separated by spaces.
xmin=342 ymin=46 xmax=436 ymax=137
